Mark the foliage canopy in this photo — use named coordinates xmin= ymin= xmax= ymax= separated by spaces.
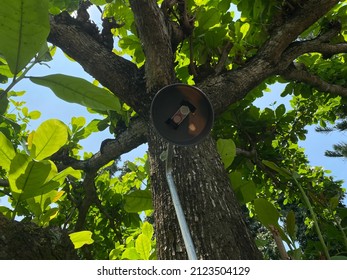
xmin=0 ymin=0 xmax=347 ymax=260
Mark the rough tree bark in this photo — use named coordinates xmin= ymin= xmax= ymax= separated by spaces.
xmin=0 ymin=214 xmax=77 ymax=259
xmin=2 ymin=0 xmax=344 ymax=259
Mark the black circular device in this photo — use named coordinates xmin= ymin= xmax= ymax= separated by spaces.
xmin=151 ymin=84 xmax=214 ymax=146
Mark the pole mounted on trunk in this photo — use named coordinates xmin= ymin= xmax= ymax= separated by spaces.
xmin=151 ymin=84 xmax=214 ymax=260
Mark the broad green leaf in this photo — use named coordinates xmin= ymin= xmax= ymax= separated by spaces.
xmin=122 ymin=248 xmax=140 ymax=260
xmin=52 ymin=166 xmax=81 ymax=182
xmin=31 ymin=119 xmax=68 ymax=160
xmin=135 ymin=234 xmax=151 ymax=260
xmin=142 ymin=221 xmax=154 ymax=239
xmin=275 ymin=104 xmax=286 ymax=118
xmin=254 ymin=198 xmax=280 ymax=228
xmin=0 ymin=132 xmax=16 ymax=171
xmin=240 ymin=181 xmax=257 ymax=203
xmin=124 ymin=190 xmax=153 ymax=213
xmin=0 ymin=0 xmax=50 ymax=74
xmin=196 ymin=8 xmax=220 ymax=32
xmin=240 ymin=23 xmax=250 ymax=39
xmin=8 ymin=153 xmax=30 ymax=195
xmin=34 ymin=167 xmax=80 ymax=198
xmin=217 ymin=138 xmax=236 ymax=168
xmin=286 ymin=210 xmax=296 ymax=241
xmin=229 ymin=171 xmax=243 ymax=189
xmin=127 ymin=161 xmax=138 ymax=172
xmin=30 ymin=74 xmax=121 ymax=112
xmin=69 ymin=231 xmax=94 ymax=249
xmin=10 ymin=159 xmax=56 ymax=201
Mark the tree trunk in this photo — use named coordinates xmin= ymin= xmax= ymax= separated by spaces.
xmin=148 ymin=129 xmax=262 ymax=259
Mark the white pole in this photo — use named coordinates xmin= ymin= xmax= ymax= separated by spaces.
xmin=165 ymin=143 xmax=198 ymax=260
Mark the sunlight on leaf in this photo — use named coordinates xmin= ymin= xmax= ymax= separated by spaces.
xmin=217 ymin=138 xmax=236 ymax=168
xmin=124 ymin=190 xmax=153 ymax=213
xmin=0 ymin=0 xmax=50 ymax=74
xmin=69 ymin=231 xmax=94 ymax=249
xmin=31 ymin=119 xmax=68 ymax=160
xmin=0 ymin=132 xmax=16 ymax=171
xmin=135 ymin=234 xmax=151 ymax=260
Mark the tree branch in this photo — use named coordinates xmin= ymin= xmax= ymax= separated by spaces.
xmin=259 ymin=0 xmax=340 ymax=63
xmin=0 ymin=179 xmax=9 ymax=187
xmin=56 ymin=117 xmax=147 ymax=172
xmin=86 ymin=117 xmax=148 ymax=171
xmin=281 ymin=64 xmax=347 ymax=97
xmin=75 ymin=171 xmax=97 ymax=231
xmin=48 ymin=13 xmax=149 ymax=115
xmin=281 ymin=21 xmax=347 ymax=65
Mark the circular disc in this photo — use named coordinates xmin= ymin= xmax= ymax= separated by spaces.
xmin=151 ymin=84 xmax=214 ymax=146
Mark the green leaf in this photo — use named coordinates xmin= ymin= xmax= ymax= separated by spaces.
xmin=9 ymin=159 xmax=56 ymax=201
xmin=240 ymin=181 xmax=257 ymax=203
xmin=31 ymin=119 xmax=68 ymax=160
xmin=135 ymin=234 xmax=151 ymax=260
xmin=0 ymin=132 xmax=16 ymax=171
xmin=229 ymin=171 xmax=243 ymax=189
xmin=275 ymin=104 xmax=286 ymax=118
xmin=124 ymin=190 xmax=153 ymax=213
xmin=122 ymin=248 xmax=140 ymax=260
xmin=90 ymin=0 xmax=107 ymax=6
xmin=286 ymin=210 xmax=296 ymax=241
xmin=254 ymin=198 xmax=280 ymax=227
xmin=71 ymin=116 xmax=86 ymax=133
xmin=142 ymin=221 xmax=154 ymax=239
xmin=0 ymin=0 xmax=50 ymax=74
xmin=196 ymin=8 xmax=220 ymax=32
xmin=29 ymin=110 xmax=41 ymax=120
xmin=69 ymin=231 xmax=94 ymax=249
xmin=217 ymin=138 xmax=236 ymax=168
xmin=240 ymin=22 xmax=250 ymax=39
xmin=329 ymin=196 xmax=339 ymax=210
xmin=30 ymin=74 xmax=122 ymax=112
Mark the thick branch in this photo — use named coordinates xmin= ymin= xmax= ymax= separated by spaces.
xmin=75 ymin=171 xmax=98 ymax=231
xmin=281 ymin=22 xmax=347 ymax=65
xmin=48 ymin=13 xmax=149 ymax=115
xmin=86 ymin=118 xmax=147 ymax=171
xmin=259 ymin=0 xmax=340 ymax=63
xmin=281 ymin=64 xmax=347 ymax=97
xmin=282 ymin=42 xmax=347 ymax=66
xmin=129 ymin=0 xmax=176 ymax=91
xmin=57 ymin=117 xmax=147 ymax=172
